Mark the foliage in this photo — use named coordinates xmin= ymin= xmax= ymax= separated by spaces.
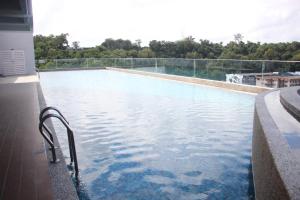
xmin=34 ymin=33 xmax=300 ymax=63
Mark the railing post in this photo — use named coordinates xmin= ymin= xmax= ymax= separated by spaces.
xmin=155 ymin=58 xmax=158 ymax=72
xmin=67 ymin=129 xmax=74 ymax=162
xmin=262 ymin=62 xmax=265 ymax=87
xmin=70 ymin=131 xmax=79 ymax=177
xmin=193 ymin=59 xmax=196 ymax=77
xmin=206 ymin=61 xmax=209 ymax=78
xmin=221 ymin=60 xmax=224 ymax=77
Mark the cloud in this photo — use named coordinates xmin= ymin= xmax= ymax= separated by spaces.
xmin=32 ymin=0 xmax=300 ymax=47
xmin=245 ymin=0 xmax=300 ymax=43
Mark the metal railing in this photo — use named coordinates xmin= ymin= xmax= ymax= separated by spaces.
xmin=35 ymin=67 xmax=40 ymax=79
xmin=39 ymin=106 xmax=79 ymax=177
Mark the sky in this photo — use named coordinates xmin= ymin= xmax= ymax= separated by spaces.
xmin=32 ymin=0 xmax=300 ymax=47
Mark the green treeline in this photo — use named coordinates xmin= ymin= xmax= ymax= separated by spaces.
xmin=34 ymin=33 xmax=300 ymax=61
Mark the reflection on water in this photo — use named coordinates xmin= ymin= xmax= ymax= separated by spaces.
xmin=40 ymin=70 xmax=255 ymax=200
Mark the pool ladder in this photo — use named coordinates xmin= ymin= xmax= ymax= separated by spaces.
xmin=39 ymin=106 xmax=79 ymax=177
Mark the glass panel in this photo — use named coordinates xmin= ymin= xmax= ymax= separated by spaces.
xmin=37 ymin=58 xmax=300 ymax=88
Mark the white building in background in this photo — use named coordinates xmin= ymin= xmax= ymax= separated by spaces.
xmin=0 ymin=0 xmax=35 ymax=76
xmin=256 ymin=75 xmax=300 ymax=88
xmin=226 ymin=74 xmax=243 ymax=84
xmin=226 ymin=73 xmax=256 ymax=85
xmin=226 ymin=72 xmax=300 ymax=88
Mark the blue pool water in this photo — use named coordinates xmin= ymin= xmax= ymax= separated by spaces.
xmin=40 ymin=70 xmax=255 ymax=200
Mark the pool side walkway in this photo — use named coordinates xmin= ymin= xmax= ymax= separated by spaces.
xmin=0 ymin=75 xmax=79 ymax=200
xmin=0 ymin=80 xmax=54 ymax=199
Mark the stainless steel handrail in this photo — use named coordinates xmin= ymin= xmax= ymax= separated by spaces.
xmin=39 ymin=106 xmax=68 ymax=123
xmin=39 ymin=108 xmax=79 ymax=177
xmin=39 ymin=106 xmax=68 ymax=147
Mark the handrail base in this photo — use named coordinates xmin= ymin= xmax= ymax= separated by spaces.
xmin=48 ymin=146 xmax=58 ymax=150
xmin=50 ymin=159 xmax=60 ymax=163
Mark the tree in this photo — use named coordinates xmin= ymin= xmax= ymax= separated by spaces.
xmin=234 ymin=33 xmax=244 ymax=43
xmin=186 ymin=51 xmax=199 ymax=59
xmin=176 ymin=36 xmax=197 ymax=57
xmin=72 ymin=41 xmax=80 ymax=50
xmin=264 ymin=47 xmax=279 ymax=60
xmin=51 ymin=33 xmax=69 ymax=50
xmin=135 ymin=39 xmax=142 ymax=49
xmin=291 ymin=52 xmax=300 ymax=61
xmin=34 ymin=33 xmax=300 ymax=67
xmin=137 ymin=48 xmax=155 ymax=58
xmin=101 ymin=38 xmax=136 ymax=50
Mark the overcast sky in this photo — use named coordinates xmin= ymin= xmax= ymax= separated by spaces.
xmin=32 ymin=0 xmax=300 ymax=47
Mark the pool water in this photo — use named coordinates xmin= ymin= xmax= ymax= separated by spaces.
xmin=40 ymin=70 xmax=255 ymax=200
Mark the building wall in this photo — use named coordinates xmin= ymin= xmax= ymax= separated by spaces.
xmin=0 ymin=31 xmax=36 ymax=75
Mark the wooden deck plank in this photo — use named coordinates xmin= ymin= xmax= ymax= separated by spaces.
xmin=0 ymin=83 xmax=54 ymax=200
xmin=0 ymin=115 xmax=18 ymax=198
xmin=2 ymin=123 xmax=23 ymax=200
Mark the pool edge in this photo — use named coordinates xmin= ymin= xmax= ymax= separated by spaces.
xmin=107 ymin=67 xmax=270 ymax=94
xmin=252 ymin=87 xmax=300 ymax=200
xmin=36 ymin=83 xmax=79 ymax=200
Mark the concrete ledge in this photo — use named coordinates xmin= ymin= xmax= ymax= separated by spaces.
xmin=280 ymin=86 xmax=300 ymax=122
xmin=107 ymin=67 xmax=270 ymax=94
xmin=39 ymin=67 xmax=105 ymax=72
xmin=0 ymin=75 xmax=39 ymax=84
xmin=252 ymin=88 xmax=300 ymax=200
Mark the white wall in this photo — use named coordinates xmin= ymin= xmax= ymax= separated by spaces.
xmin=0 ymin=31 xmax=36 ymax=75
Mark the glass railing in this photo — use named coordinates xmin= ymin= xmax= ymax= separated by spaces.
xmin=37 ymin=58 xmax=300 ymax=88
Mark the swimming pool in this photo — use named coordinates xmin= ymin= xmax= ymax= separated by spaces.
xmin=40 ymin=70 xmax=255 ymax=200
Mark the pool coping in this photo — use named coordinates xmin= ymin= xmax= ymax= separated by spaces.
xmin=280 ymin=86 xmax=300 ymax=122
xmin=107 ymin=67 xmax=270 ymax=94
xmin=36 ymin=83 xmax=79 ymax=200
xmin=39 ymin=67 xmax=106 ymax=72
xmin=253 ymin=88 xmax=300 ymax=199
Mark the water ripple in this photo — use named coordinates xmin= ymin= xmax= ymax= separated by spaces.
xmin=40 ymin=70 xmax=255 ymax=200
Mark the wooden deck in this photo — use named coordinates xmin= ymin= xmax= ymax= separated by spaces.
xmin=0 ymin=82 xmax=53 ymax=200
